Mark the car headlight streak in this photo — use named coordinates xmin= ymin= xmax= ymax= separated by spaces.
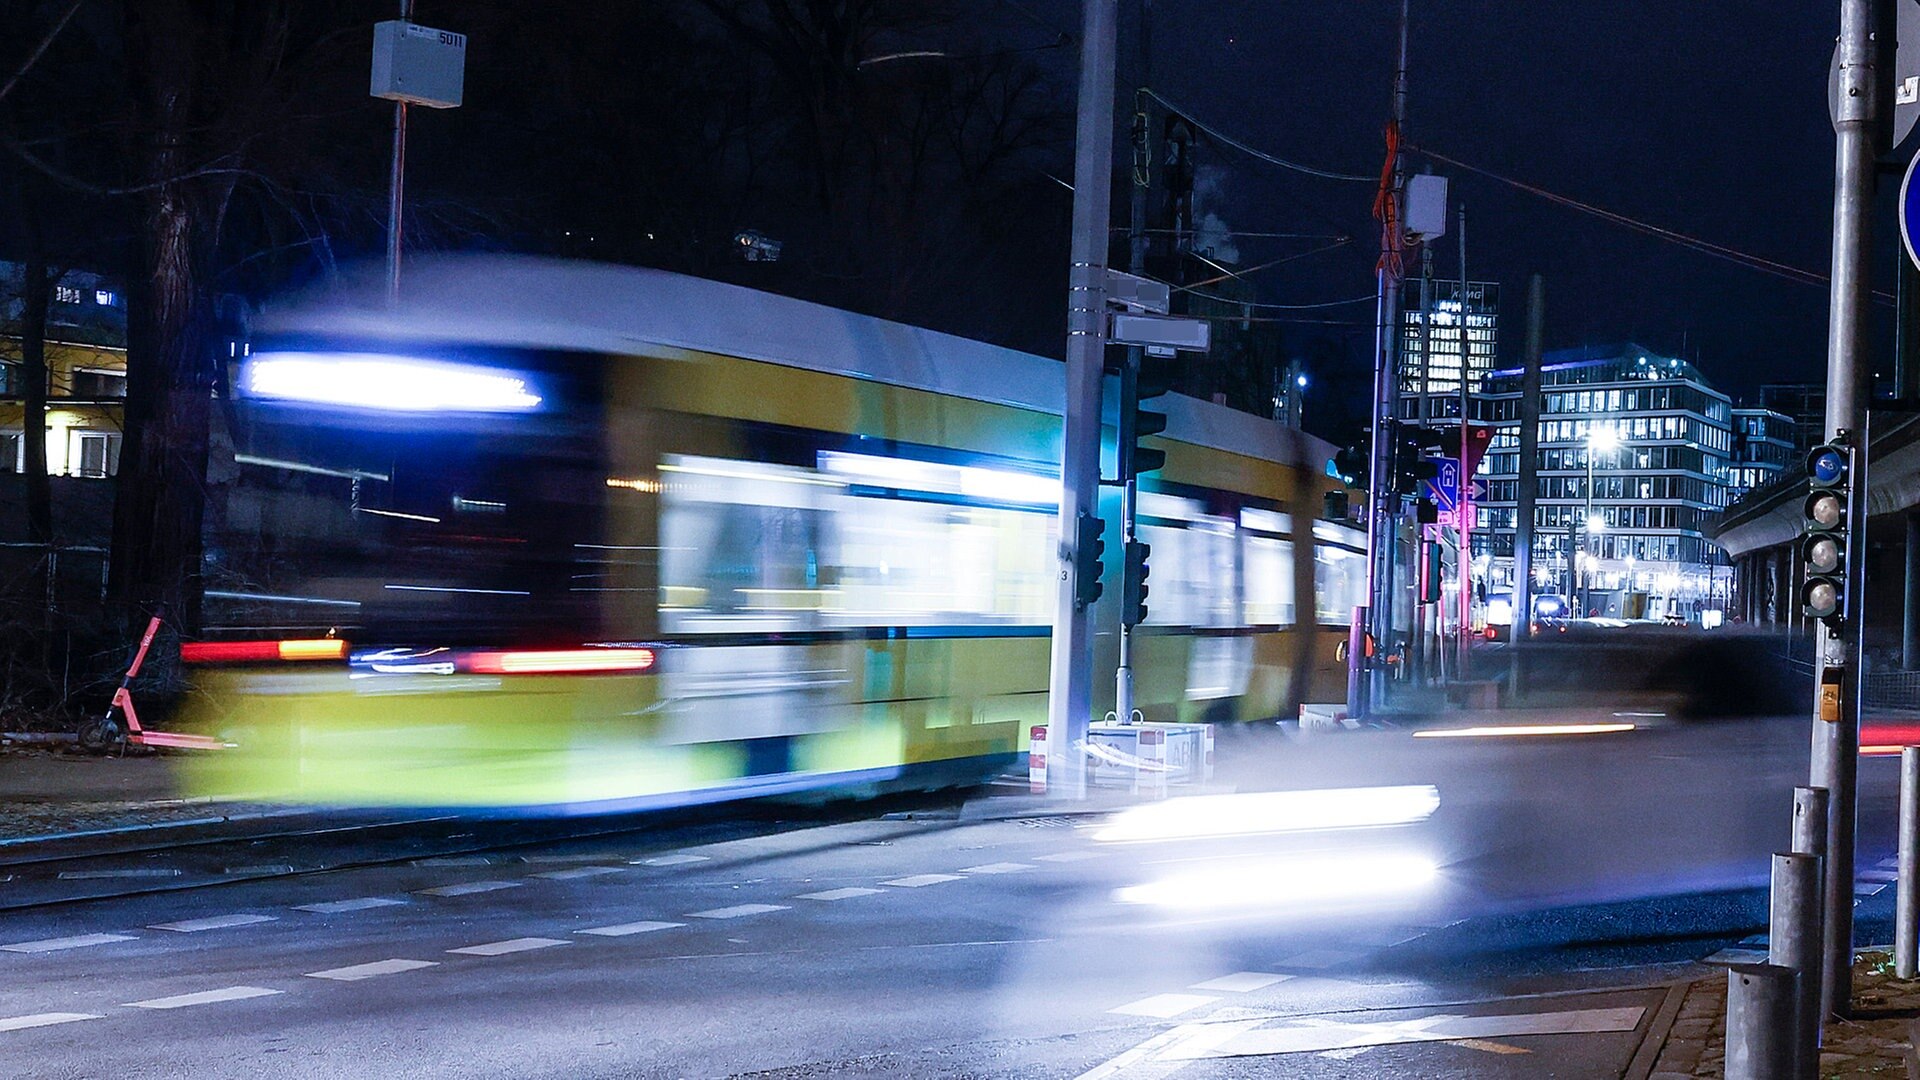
xmin=1114 ymin=852 xmax=1440 ymax=910
xmin=245 ymin=353 xmax=543 ymax=413
xmin=1093 ymin=785 xmax=1441 ymax=844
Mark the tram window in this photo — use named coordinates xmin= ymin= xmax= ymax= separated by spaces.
xmin=1242 ymin=535 xmax=1297 ymax=626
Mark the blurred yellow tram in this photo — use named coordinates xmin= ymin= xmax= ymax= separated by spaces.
xmin=179 ymin=257 xmax=1361 ymax=811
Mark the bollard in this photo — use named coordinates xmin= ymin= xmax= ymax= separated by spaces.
xmin=1028 ymin=725 xmax=1047 ymax=796
xmin=1900 ymin=748 xmax=1920 ymax=978
xmin=1770 ymin=852 xmax=1823 ymax=1079
xmin=1793 ymin=787 xmax=1829 ymax=859
xmin=1725 ymin=963 xmax=1798 ymax=1080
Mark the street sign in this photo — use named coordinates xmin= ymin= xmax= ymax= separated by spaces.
xmin=1830 ymin=0 xmax=1920 ymax=148
xmin=1110 ymin=313 xmax=1210 ymax=353
xmin=1105 ymin=270 xmax=1170 ymax=314
xmin=1423 ymin=456 xmax=1460 ymax=513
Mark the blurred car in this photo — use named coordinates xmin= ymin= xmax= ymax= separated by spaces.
xmin=1481 ymin=591 xmax=1571 ymax=641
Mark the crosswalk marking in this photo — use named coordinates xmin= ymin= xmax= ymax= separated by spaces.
xmin=416 ymin=880 xmax=523 ymax=897
xmin=634 ymin=854 xmax=709 ymax=867
xmin=1 ymin=933 xmax=136 ymax=954
xmin=797 ymin=887 xmax=883 ymax=901
xmin=531 ymin=866 xmax=624 ymax=881
xmin=686 ymin=904 xmax=788 ymax=919
xmin=124 ymin=986 xmax=282 ymax=1010
xmin=577 ymin=921 xmax=682 ymax=937
xmin=1190 ymin=972 xmax=1290 ymax=993
xmin=1164 ymin=1005 xmax=1647 ymax=1059
xmin=961 ymin=863 xmax=1034 ymax=874
xmin=0 ymin=1012 xmax=102 ymax=1033
xmin=305 ymin=958 xmax=438 ymax=981
xmin=882 ymin=874 xmax=963 ymax=888
xmin=295 ymin=897 xmax=407 ymax=914
xmin=149 ymin=914 xmax=277 ymax=933
xmin=447 ymin=937 xmax=570 ymax=956
xmin=1108 ymin=993 xmax=1220 ymax=1019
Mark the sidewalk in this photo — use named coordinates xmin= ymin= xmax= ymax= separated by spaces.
xmin=0 ymin=747 xmax=289 ymax=847
xmin=1647 ymin=951 xmax=1918 ymax=1078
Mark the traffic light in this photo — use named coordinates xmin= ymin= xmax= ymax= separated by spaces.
xmin=1122 ymin=354 xmax=1172 ymax=478
xmin=1393 ymin=425 xmax=1448 ymax=496
xmin=1802 ymin=442 xmax=1852 ymax=624
xmin=1332 ymin=444 xmax=1368 ymax=488
xmin=1074 ymin=512 xmax=1106 ymax=609
xmin=1122 ymin=539 xmax=1151 ymax=626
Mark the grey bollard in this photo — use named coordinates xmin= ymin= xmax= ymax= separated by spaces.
xmin=1900 ymin=750 xmax=1920 ymax=979
xmin=1770 ymin=852 xmax=1823 ymax=1079
xmin=1793 ymin=787 xmax=1828 ymax=859
xmin=1725 ymin=963 xmax=1798 ymax=1080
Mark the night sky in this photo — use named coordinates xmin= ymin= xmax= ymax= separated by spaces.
xmin=1135 ymin=1 xmax=1875 ymax=404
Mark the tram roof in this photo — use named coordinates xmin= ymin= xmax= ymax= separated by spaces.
xmin=257 ymin=256 xmax=1336 ymax=473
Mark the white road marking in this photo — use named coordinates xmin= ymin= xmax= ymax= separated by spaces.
xmin=0 ymin=1012 xmax=102 ymax=1033
xmin=295 ymin=897 xmax=408 ymax=914
xmin=1109 ymin=993 xmax=1221 ymax=1019
xmin=411 ymin=856 xmax=492 ymax=867
xmin=1035 ymin=851 xmax=1103 ymax=862
xmin=1859 ymin=869 xmax=1899 ymax=883
xmin=124 ymin=986 xmax=282 ymax=1010
xmin=634 ymin=854 xmax=710 ymax=867
xmin=1857 ymin=882 xmax=1889 ymax=897
xmin=520 ymin=854 xmax=614 ymax=864
xmin=532 ymin=866 xmax=624 ymax=881
xmin=882 ymin=873 xmax=964 ymax=888
xmin=1072 ymin=1012 xmax=1269 ymax=1080
xmin=1703 ymin=948 xmax=1770 ymax=965
xmin=1 ymin=933 xmax=137 ymax=954
xmin=797 ymin=887 xmax=884 ymax=901
xmin=1164 ymin=1005 xmax=1647 ymax=1059
xmin=961 ymin=862 xmax=1034 ymax=874
xmin=577 ymin=921 xmax=683 ymax=937
xmin=447 ymin=937 xmax=570 ymax=956
xmin=1275 ymin=949 xmax=1363 ymax=970
xmin=305 ymin=958 xmax=439 ymax=981
xmin=223 ymin=865 xmax=296 ymax=875
xmin=149 ymin=914 xmax=278 ymax=933
xmin=1191 ymin=972 xmax=1290 ymax=993
xmin=687 ymin=904 xmax=789 ymax=919
xmin=416 ymin=880 xmax=524 ymax=897
xmin=57 ymin=869 xmax=182 ymax=880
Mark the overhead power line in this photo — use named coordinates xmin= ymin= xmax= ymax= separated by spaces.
xmin=1143 ymin=87 xmax=1374 ymax=183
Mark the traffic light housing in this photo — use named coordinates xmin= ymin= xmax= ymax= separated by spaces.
xmin=1123 ymin=355 xmax=1172 ymax=478
xmin=1122 ymin=539 xmax=1151 ymax=627
xmin=1074 ymin=512 xmax=1106 ymax=609
xmin=1393 ymin=425 xmax=1448 ymax=496
xmin=1801 ymin=442 xmax=1851 ymax=624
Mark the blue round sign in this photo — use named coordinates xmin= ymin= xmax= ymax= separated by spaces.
xmin=1812 ymin=448 xmax=1845 ymax=485
xmin=1904 ymin=152 xmax=1920 ymax=273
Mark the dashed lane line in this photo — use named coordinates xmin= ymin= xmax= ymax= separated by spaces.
xmin=124 ymin=986 xmax=282 ymax=1010
xmin=149 ymin=914 xmax=278 ymax=933
xmin=294 ymin=897 xmax=408 ymax=914
xmin=447 ymin=937 xmax=571 ymax=957
xmin=686 ymin=904 xmax=788 ymax=920
xmin=531 ymin=866 xmax=624 ymax=881
xmin=1190 ymin=972 xmax=1290 ymax=993
xmin=1108 ymin=993 xmax=1221 ymax=1019
xmin=416 ymin=880 xmax=524 ymax=897
xmin=881 ymin=874 xmax=964 ymax=888
xmin=1 ymin=933 xmax=137 ymax=954
xmin=577 ymin=921 xmax=683 ymax=937
xmin=57 ymin=869 xmax=183 ymax=880
xmin=0 ymin=1012 xmax=102 ymax=1033
xmin=634 ymin=854 xmax=710 ymax=867
xmin=305 ymin=959 xmax=439 ymax=981
xmin=796 ymin=887 xmax=883 ymax=901
xmin=961 ymin=863 xmax=1034 ymax=874
xmin=1035 ymin=851 xmax=1104 ymax=862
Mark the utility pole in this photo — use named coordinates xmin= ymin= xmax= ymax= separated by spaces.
xmin=1361 ymin=0 xmax=1411 ymax=714
xmin=1046 ymin=0 xmax=1119 ymax=799
xmin=1456 ymin=205 xmax=1471 ymax=675
xmin=1814 ymin=0 xmax=1876 ymax=1020
xmin=1514 ymin=274 xmax=1544 ymax=688
xmin=385 ymin=0 xmax=414 ymax=304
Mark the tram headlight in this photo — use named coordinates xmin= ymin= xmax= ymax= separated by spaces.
xmin=244 ymin=352 xmax=544 ymax=413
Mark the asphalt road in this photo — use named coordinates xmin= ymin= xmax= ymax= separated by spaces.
xmin=0 ymin=717 xmax=1904 ymax=1078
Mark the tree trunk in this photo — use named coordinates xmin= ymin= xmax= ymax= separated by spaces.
xmin=107 ymin=0 xmax=213 ymax=633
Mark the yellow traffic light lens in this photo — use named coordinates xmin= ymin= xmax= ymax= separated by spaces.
xmin=1810 ymin=494 xmax=1842 ymax=528
xmin=1808 ymin=538 xmax=1841 ymax=574
xmin=1805 ymin=581 xmax=1839 ymax=617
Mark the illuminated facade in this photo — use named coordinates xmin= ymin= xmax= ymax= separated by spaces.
xmin=0 ymin=265 xmax=127 ymax=478
xmin=1474 ymin=345 xmax=1735 ymax=619
xmin=1398 ymin=279 xmax=1498 ymax=425
xmin=1728 ymin=407 xmax=1795 ymax=503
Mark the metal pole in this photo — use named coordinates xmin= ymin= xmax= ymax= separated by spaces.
xmin=1815 ymin=0 xmax=1875 ymax=1019
xmin=1900 ymin=747 xmax=1920 ymax=977
xmin=1115 ymin=4 xmax=1151 ymax=731
xmin=1046 ymin=0 xmax=1119 ymax=799
xmin=1725 ymin=963 xmax=1798 ymax=1080
xmin=1583 ymin=447 xmax=1595 ymax=617
xmin=1794 ymin=786 xmax=1830 ymax=859
xmin=1413 ymin=250 xmax=1434 ymax=687
xmin=1361 ymin=0 xmax=1410 ymax=714
xmin=1770 ymin=852 xmax=1824 ymax=1079
xmin=1456 ymin=205 xmax=1471 ymax=676
xmin=1515 ymin=274 xmax=1544 ymax=684
xmin=384 ymin=0 xmax=414 ymax=304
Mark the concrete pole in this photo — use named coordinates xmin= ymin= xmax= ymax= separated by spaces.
xmin=1814 ymin=0 xmax=1876 ymax=1020
xmin=1046 ymin=0 xmax=1120 ymax=799
xmin=1361 ymin=0 xmax=1410 ymax=714
xmin=1514 ymin=274 xmax=1544 ymax=687
xmin=1770 ymin=852 xmax=1824 ymax=1078
xmin=1899 ymin=748 xmax=1920 ymax=977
